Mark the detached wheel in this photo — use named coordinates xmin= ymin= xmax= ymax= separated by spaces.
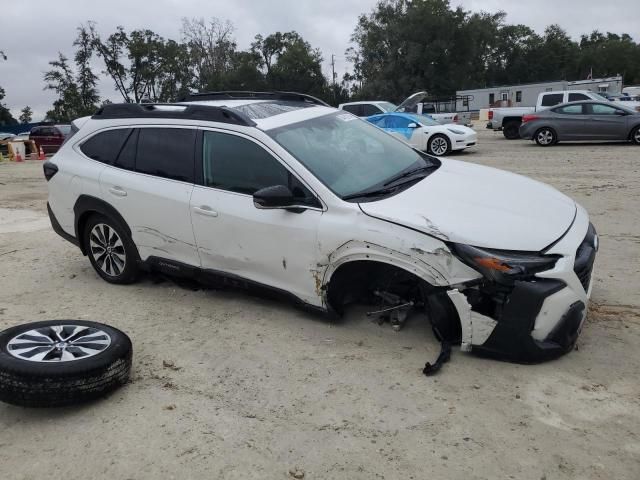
xmin=502 ymin=121 xmax=522 ymax=140
xmin=630 ymin=126 xmax=640 ymax=145
xmin=0 ymin=320 xmax=132 ymax=407
xmin=84 ymin=213 xmax=139 ymax=284
xmin=427 ymin=134 xmax=451 ymax=156
xmin=534 ymin=127 xmax=557 ymax=146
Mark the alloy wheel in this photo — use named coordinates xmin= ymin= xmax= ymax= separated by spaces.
xmin=634 ymin=129 xmax=640 ymax=144
xmin=7 ymin=325 xmax=111 ymax=362
xmin=90 ymin=223 xmax=126 ymax=277
xmin=537 ymin=129 xmax=554 ymax=145
xmin=431 ymin=137 xmax=448 ymax=155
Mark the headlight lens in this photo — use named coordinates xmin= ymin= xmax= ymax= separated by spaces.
xmin=451 ymin=244 xmax=560 ymax=284
xmin=447 ymin=128 xmax=465 ymax=135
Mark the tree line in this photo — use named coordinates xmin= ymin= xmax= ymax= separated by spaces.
xmin=2 ymin=0 xmax=639 ymax=124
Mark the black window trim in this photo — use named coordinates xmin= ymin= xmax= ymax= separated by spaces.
xmin=195 ymin=127 xmax=325 ymax=211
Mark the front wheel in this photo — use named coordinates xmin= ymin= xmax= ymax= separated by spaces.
xmin=534 ymin=127 xmax=557 ymax=146
xmin=84 ymin=214 xmax=140 ymax=284
xmin=630 ymin=126 xmax=640 ymax=145
xmin=427 ymin=134 xmax=451 ymax=156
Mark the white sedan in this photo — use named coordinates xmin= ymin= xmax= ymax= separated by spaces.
xmin=367 ymin=112 xmax=477 ymax=156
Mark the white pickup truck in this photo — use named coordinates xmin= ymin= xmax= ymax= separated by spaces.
xmin=488 ymin=90 xmax=610 ymax=139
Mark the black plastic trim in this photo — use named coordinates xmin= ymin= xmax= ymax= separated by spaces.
xmin=471 ymin=279 xmax=584 ymax=363
xmin=47 ymin=203 xmax=80 ymax=247
xmin=144 ymin=256 xmax=329 ymax=316
xmin=73 ymin=195 xmax=133 ymax=255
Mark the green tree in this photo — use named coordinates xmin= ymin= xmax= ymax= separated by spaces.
xmin=0 ymin=49 xmax=18 ymax=126
xmin=19 ymin=106 xmax=33 ymax=124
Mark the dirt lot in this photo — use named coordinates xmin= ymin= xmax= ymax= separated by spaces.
xmin=1 ymin=129 xmax=639 ymax=480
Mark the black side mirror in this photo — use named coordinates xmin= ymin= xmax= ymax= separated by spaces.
xmin=253 ymin=185 xmax=294 ymax=209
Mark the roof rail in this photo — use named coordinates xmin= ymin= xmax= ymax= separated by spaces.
xmin=91 ymin=103 xmax=257 ymax=127
xmin=180 ymin=91 xmax=330 ymax=107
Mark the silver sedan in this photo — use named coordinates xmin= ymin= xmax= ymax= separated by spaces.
xmin=519 ymin=100 xmax=640 ymax=146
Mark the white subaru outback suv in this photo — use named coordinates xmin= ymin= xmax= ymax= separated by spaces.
xmin=44 ymin=91 xmax=597 ymax=363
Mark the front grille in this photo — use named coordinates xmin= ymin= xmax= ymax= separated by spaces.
xmin=573 ymin=224 xmax=597 ymax=293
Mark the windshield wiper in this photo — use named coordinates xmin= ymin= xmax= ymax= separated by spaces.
xmin=383 ymin=165 xmax=437 ymax=187
xmin=342 ymin=186 xmax=400 ymax=201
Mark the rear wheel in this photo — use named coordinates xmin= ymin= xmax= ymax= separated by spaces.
xmin=427 ymin=134 xmax=451 ymax=156
xmin=83 ymin=214 xmax=139 ymax=284
xmin=502 ymin=121 xmax=522 ymax=140
xmin=631 ymin=126 xmax=640 ymax=145
xmin=534 ymin=127 xmax=556 ymax=146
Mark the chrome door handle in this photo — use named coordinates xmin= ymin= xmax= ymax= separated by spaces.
xmin=108 ymin=186 xmax=127 ymax=197
xmin=193 ymin=205 xmax=218 ymax=217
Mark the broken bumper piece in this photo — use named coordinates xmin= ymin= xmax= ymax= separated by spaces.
xmin=447 ymin=223 xmax=597 ymax=364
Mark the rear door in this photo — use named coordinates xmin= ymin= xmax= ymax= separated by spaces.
xmin=98 ymin=126 xmax=200 ymax=267
xmin=550 ymin=103 xmax=587 ymax=140
xmin=584 ymin=103 xmax=629 ymax=139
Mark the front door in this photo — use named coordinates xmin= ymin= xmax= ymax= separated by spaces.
xmin=584 ymin=103 xmax=629 ymax=140
xmin=190 ymin=130 xmax=323 ymax=306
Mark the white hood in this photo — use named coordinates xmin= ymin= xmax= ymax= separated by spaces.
xmin=359 ymin=159 xmax=576 ymax=251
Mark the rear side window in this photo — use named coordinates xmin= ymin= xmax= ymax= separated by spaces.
xmin=135 ymin=128 xmax=196 ymax=183
xmin=541 ymin=93 xmax=564 ymax=107
xmin=568 ymin=93 xmax=590 ymax=102
xmin=554 ymin=104 xmax=584 ymax=115
xmin=80 ymin=129 xmax=131 ymax=164
xmin=202 ymin=131 xmax=317 ymax=204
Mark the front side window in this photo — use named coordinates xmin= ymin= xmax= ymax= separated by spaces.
xmin=135 ymin=128 xmax=196 ymax=182
xmin=568 ymin=93 xmax=590 ymax=102
xmin=385 ymin=115 xmax=411 ymax=129
xmin=268 ymin=112 xmax=439 ymax=199
xmin=590 ymin=103 xmax=620 ymax=115
xmin=202 ymin=131 xmax=318 ymax=205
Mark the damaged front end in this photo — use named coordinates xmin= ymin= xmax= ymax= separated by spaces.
xmin=446 ymin=224 xmax=598 ymax=363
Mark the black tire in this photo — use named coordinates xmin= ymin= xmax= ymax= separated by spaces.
xmin=0 ymin=320 xmax=132 ymax=407
xmin=427 ymin=134 xmax=452 ymax=156
xmin=502 ymin=121 xmax=522 ymax=140
xmin=84 ymin=213 xmax=140 ymax=284
xmin=630 ymin=126 xmax=640 ymax=145
xmin=534 ymin=127 xmax=557 ymax=147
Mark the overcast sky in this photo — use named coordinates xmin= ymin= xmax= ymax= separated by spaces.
xmin=1 ymin=0 xmax=638 ymax=122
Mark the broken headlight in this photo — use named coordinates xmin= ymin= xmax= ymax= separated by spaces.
xmin=451 ymin=244 xmax=560 ymax=285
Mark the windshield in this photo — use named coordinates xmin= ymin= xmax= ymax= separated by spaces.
xmin=379 ymin=102 xmax=397 ymax=112
xmin=268 ymin=112 xmax=439 ymax=199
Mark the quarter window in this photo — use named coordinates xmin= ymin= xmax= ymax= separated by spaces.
xmin=135 ymin=128 xmax=196 ymax=183
xmin=202 ymin=131 xmax=318 ymax=205
xmin=80 ymin=129 xmax=131 ymax=164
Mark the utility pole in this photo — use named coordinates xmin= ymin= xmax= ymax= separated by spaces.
xmin=331 ymin=54 xmax=337 ymax=103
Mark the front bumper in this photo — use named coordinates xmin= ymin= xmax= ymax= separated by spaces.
xmin=449 ymin=214 xmax=597 ymax=363
xmin=451 ymin=133 xmax=478 ymax=150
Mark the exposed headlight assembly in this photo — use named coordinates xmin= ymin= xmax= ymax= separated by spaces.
xmin=452 ymin=244 xmax=560 ymax=285
xmin=447 ymin=128 xmax=465 ymax=135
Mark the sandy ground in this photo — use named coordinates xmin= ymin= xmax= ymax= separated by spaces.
xmin=0 ymin=129 xmax=639 ymax=480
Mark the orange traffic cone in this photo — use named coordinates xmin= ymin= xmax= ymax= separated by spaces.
xmin=38 ymin=146 xmax=46 ymax=161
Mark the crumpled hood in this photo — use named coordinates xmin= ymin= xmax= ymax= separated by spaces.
xmin=359 ymin=159 xmax=576 ymax=251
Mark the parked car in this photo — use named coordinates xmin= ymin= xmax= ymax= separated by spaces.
xmin=30 ymin=124 xmax=71 ymax=153
xmin=366 ymin=112 xmax=477 ymax=156
xmin=45 ymin=91 xmax=597 ymax=364
xmin=519 ymin=100 xmax=640 ymax=146
xmin=488 ymin=90 xmax=613 ymax=139
xmin=0 ymin=132 xmax=16 ymax=141
xmin=338 ymin=101 xmax=398 ymax=117
xmin=340 ymin=92 xmax=463 ymax=125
